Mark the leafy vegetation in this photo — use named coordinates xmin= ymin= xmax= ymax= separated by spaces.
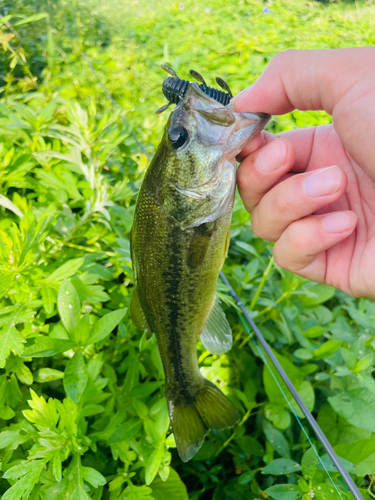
xmin=0 ymin=0 xmax=375 ymax=499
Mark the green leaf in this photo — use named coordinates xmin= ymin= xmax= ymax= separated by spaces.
xmin=34 ymin=368 xmax=64 ymax=383
xmin=22 ymin=337 xmax=76 ymax=357
xmin=262 ymin=459 xmax=301 ymax=475
xmin=334 ymin=439 xmax=375 ymax=476
xmin=317 ymin=403 xmax=372 ymax=447
xmin=3 ymin=460 xmax=45 ymax=500
xmin=151 ymin=468 xmax=189 ymax=500
xmin=52 ymin=452 xmax=62 ymax=483
xmin=264 ymin=403 xmax=291 ymax=430
xmin=264 ymin=484 xmax=303 ymax=500
xmin=71 ymin=276 xmax=110 ymax=304
xmin=353 ymin=353 xmax=374 ymax=373
xmin=313 ymin=340 xmax=341 ymax=359
xmin=89 ymin=308 xmax=127 ymax=344
xmin=122 ymin=484 xmax=154 ymax=500
xmin=0 ymin=194 xmax=24 ymax=218
xmin=328 ymin=389 xmax=375 ymax=432
xmin=0 ymin=323 xmax=25 ymax=368
xmin=72 ymin=312 xmax=91 ymax=345
xmin=300 ymin=284 xmax=335 ymax=306
xmin=41 ymin=283 xmax=55 ymax=314
xmin=263 ymin=350 xmax=303 ymax=408
xmin=81 ymin=466 xmax=106 ymax=488
xmin=46 ymin=257 xmax=84 ymax=283
xmin=263 ymin=422 xmax=290 ymax=458
xmin=146 ymin=443 xmax=165 ymax=485
xmin=0 ymin=427 xmax=33 ymax=450
xmin=263 ymin=350 xmax=314 ymax=418
xmin=303 ymin=326 xmax=326 ymax=339
xmin=63 ymin=351 xmax=88 ymax=403
xmin=108 ymin=418 xmax=143 ymax=444
xmin=301 ymin=447 xmax=318 ymax=478
xmin=70 ymin=487 xmax=90 ymax=500
xmin=129 ymin=382 xmax=162 ymax=399
xmin=317 ymin=454 xmax=354 ymax=472
xmin=14 ymin=13 xmax=48 ymax=25
xmin=311 ymin=484 xmax=343 ymax=500
xmin=289 ymin=381 xmax=315 ymax=419
xmin=294 ymin=348 xmax=313 ymax=360
xmin=58 ymin=280 xmax=81 ymax=334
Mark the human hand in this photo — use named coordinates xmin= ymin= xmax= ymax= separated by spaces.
xmin=233 ymin=47 xmax=375 ymax=297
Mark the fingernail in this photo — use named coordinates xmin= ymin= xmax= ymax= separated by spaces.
xmin=257 ymin=139 xmax=287 ymax=173
xmin=304 ymin=166 xmax=342 ymax=196
xmin=322 ymin=211 xmax=357 ymax=233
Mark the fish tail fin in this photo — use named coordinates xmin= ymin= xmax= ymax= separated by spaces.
xmin=170 ymin=378 xmax=240 ymax=462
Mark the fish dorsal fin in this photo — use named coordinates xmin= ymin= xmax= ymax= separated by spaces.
xmin=200 ymin=297 xmax=232 ymax=355
xmin=130 ymin=288 xmax=152 ymax=338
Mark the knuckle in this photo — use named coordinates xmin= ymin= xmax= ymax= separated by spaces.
xmin=272 ymin=190 xmax=291 ymax=215
xmin=285 ymin=224 xmax=304 ymax=251
xmin=250 ymin=212 xmax=263 ymax=237
xmin=250 ymin=209 xmax=277 ymax=242
xmin=272 ymin=49 xmax=296 ymax=68
xmin=237 ymin=164 xmax=252 ymax=193
xmin=272 ymin=241 xmax=289 ymax=270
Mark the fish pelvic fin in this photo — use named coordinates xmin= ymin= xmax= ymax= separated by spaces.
xmin=170 ymin=379 xmax=240 ymax=462
xmin=200 ymin=296 xmax=232 ymax=355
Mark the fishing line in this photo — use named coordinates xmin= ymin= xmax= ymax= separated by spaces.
xmin=220 ymin=271 xmax=364 ymax=500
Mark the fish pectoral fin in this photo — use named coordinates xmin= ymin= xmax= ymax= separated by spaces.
xmin=130 ymin=288 xmax=152 ymax=337
xmin=170 ymin=378 xmax=240 ymax=462
xmin=200 ymin=296 xmax=232 ymax=355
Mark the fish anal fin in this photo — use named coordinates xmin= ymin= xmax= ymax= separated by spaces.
xmin=130 ymin=288 xmax=152 ymax=337
xmin=170 ymin=378 xmax=240 ymax=462
xmin=200 ymin=296 xmax=232 ymax=355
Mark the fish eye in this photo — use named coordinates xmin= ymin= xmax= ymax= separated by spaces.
xmin=169 ymin=126 xmax=189 ymax=149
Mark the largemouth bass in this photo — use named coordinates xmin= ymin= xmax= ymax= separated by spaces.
xmin=131 ymin=82 xmax=269 ymax=461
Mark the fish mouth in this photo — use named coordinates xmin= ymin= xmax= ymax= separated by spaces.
xmin=240 ymin=111 xmax=271 ymax=137
xmin=241 ymin=111 xmax=271 ymax=123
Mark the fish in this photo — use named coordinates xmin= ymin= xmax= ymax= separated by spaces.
xmin=130 ymin=81 xmax=269 ymax=461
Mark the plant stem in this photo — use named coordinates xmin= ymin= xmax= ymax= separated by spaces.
xmin=250 ymin=257 xmax=274 ymax=310
xmin=55 ymin=239 xmax=116 ymax=256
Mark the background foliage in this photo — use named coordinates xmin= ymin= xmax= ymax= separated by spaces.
xmin=0 ymin=0 xmax=375 ymax=499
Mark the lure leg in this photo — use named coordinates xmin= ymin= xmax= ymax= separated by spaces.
xmin=216 ymin=77 xmax=233 ymax=98
xmin=189 ymin=69 xmax=208 ymax=89
xmin=155 ymin=102 xmax=171 ymax=114
xmin=161 ymin=64 xmax=179 ymax=78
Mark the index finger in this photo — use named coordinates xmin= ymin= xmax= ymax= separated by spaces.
xmin=232 ymin=47 xmax=375 ymax=116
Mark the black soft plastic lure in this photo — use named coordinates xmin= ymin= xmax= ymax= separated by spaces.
xmin=156 ymin=64 xmax=233 ymax=114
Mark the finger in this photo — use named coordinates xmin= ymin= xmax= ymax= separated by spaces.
xmin=251 ymin=165 xmax=347 ymax=241
xmin=237 ymin=138 xmax=295 ymax=212
xmin=239 ymin=128 xmax=316 ymax=173
xmin=273 ymin=211 xmax=357 ymax=283
xmin=232 ymin=47 xmax=375 ymax=116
